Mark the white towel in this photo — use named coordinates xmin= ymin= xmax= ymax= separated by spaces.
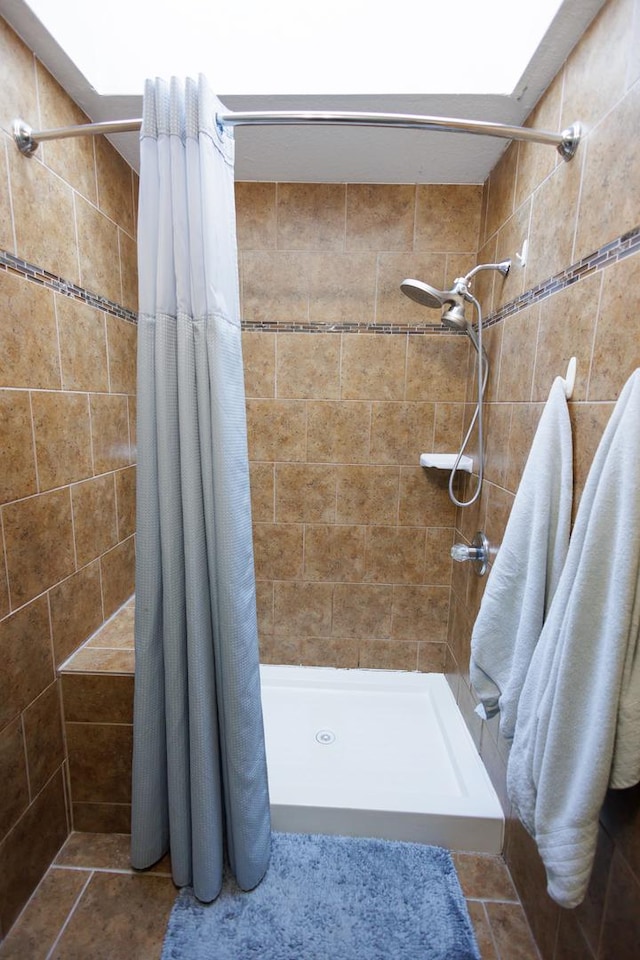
xmin=507 ymin=368 xmax=640 ymax=909
xmin=469 ymin=376 xmax=572 ymax=740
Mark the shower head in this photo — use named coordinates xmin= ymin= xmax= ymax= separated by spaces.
xmin=400 ymin=278 xmax=456 ymax=310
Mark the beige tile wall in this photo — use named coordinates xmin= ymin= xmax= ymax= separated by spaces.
xmin=237 ymin=181 xmax=483 ymax=672
xmin=0 ymin=17 xmax=137 ymax=935
xmin=449 ymin=1 xmax=640 ymax=958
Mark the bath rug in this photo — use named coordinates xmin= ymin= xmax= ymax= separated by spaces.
xmin=161 ymin=832 xmax=480 ymax=960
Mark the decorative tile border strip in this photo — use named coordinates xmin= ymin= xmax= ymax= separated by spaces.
xmin=4 ymin=224 xmax=638 ymax=335
xmin=240 ymin=320 xmax=455 ymax=335
xmin=483 ymin=225 xmax=640 ymax=328
xmin=0 ymin=250 xmax=138 ymax=324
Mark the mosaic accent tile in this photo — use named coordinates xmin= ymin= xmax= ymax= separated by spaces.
xmin=0 ymin=250 xmax=138 ymax=323
xmin=4 ymin=225 xmax=638 ymax=338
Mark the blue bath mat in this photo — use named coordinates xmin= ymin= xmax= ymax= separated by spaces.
xmin=161 ymin=832 xmax=480 ymax=959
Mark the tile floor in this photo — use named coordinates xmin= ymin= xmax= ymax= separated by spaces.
xmin=0 ymin=832 xmax=540 ymax=959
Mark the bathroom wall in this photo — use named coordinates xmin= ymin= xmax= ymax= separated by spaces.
xmin=449 ymin=0 xmax=640 ymax=957
xmin=236 ymin=182 xmax=482 ymax=671
xmin=0 ymin=18 xmax=137 ymax=935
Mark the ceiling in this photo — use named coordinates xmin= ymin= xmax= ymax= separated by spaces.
xmin=1 ymin=0 xmax=605 ymax=183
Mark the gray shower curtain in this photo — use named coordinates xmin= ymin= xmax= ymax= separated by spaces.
xmin=130 ymin=76 xmax=271 ymax=902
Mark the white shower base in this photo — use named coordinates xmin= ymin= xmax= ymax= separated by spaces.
xmin=260 ymin=665 xmax=504 ymax=854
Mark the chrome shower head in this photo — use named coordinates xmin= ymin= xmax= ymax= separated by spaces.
xmin=400 ymin=278 xmax=456 ymax=310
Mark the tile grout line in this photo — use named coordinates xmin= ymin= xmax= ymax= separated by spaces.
xmin=45 ymin=869 xmax=95 ymax=960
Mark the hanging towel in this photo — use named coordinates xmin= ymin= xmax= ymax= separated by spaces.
xmin=507 ymin=368 xmax=640 ymax=909
xmin=469 ymin=376 xmax=572 ymax=740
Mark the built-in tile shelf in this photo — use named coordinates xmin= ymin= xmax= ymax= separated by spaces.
xmin=59 ymin=597 xmax=135 ymax=834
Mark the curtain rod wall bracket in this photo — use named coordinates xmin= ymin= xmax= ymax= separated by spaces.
xmin=12 ymin=113 xmax=583 ymax=162
xmin=557 ymin=123 xmax=582 ymax=161
xmin=13 ymin=118 xmax=36 ymax=157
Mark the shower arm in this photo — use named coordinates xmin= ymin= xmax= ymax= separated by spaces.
xmin=12 ymin=113 xmax=582 ymax=160
xmin=452 ymin=261 xmax=512 ymax=301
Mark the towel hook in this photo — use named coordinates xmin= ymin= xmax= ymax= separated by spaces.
xmin=563 ymin=357 xmax=577 ymax=399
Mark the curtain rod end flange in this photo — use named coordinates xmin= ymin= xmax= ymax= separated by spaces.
xmin=557 ymin=122 xmax=581 ymax=161
xmin=13 ymin=118 xmax=38 ymax=157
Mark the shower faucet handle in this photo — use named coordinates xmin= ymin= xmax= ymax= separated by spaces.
xmin=450 ymin=532 xmax=490 ymax=577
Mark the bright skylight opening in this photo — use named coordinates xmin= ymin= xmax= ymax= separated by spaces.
xmin=26 ymin=0 xmax=565 ymax=97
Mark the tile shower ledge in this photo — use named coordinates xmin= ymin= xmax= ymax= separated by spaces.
xmin=59 ymin=597 xmax=135 ymax=675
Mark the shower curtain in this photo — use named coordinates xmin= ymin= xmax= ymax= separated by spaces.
xmin=130 ymin=76 xmax=271 ymax=902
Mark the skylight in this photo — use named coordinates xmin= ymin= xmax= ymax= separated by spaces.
xmin=25 ymin=0 xmax=564 ymax=97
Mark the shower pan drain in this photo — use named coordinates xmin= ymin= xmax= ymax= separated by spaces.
xmin=315 ymin=729 xmax=336 ymax=745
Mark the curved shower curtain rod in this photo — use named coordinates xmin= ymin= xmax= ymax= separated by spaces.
xmin=12 ymin=112 xmax=582 ymax=160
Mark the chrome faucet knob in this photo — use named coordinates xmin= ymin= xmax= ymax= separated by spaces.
xmin=450 ymin=532 xmax=490 ymax=577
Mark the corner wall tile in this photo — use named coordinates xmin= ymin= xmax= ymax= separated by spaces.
xmin=75 ymin=195 xmax=121 ymax=303
xmin=0 ymin=597 xmax=54 ymax=731
xmin=115 ymin=466 xmax=136 ymax=540
xmin=0 ymin=769 xmax=68 ymax=935
xmin=100 ymin=536 xmax=135 ymax=618
xmin=526 ymin=156 xmax=582 ymax=290
xmin=118 ymin=230 xmax=138 ymax=313
xmin=72 ymin=474 xmax=118 ymax=568
xmin=36 ymin=62 xmax=97 ymax=203
xmin=0 ymin=18 xmax=38 ymax=144
xmin=0 ymin=139 xmax=14 ymax=253
xmin=7 ymin=146 xmax=79 ymax=283
xmin=49 ymin=561 xmax=105 ymax=666
xmin=588 ymin=253 xmax=640 ymax=401
xmin=106 ymin=316 xmax=137 ymax=395
xmin=22 ymin=681 xmax=65 ymax=798
xmin=65 ymin=722 xmax=132 ymax=803
xmin=533 ymin=273 xmax=601 ymax=403
xmin=95 ymin=137 xmax=135 ymax=235
xmin=415 ymin=185 xmax=482 ymax=252
xmin=61 ymin=674 xmax=134 ymax=724
xmin=90 ymin=394 xmax=130 ymax=473
xmin=561 ymin=0 xmax=633 ymax=133
xmin=0 ymin=716 xmax=29 ymax=838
